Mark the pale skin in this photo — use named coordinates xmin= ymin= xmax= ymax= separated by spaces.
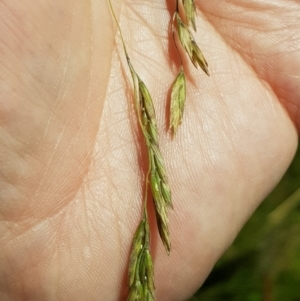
xmin=0 ymin=0 xmax=299 ymax=300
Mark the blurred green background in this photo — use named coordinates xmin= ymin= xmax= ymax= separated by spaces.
xmin=189 ymin=144 xmax=300 ymax=301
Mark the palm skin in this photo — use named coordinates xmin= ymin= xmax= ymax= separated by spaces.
xmin=0 ymin=0 xmax=299 ymax=300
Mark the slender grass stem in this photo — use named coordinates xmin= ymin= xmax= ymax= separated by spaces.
xmin=107 ymin=0 xmax=173 ymax=298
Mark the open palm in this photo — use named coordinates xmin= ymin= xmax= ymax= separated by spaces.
xmin=0 ymin=0 xmax=299 ymax=300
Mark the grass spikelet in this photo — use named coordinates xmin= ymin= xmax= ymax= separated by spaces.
xmin=150 ymin=153 xmax=172 ymax=253
xmin=134 ymin=74 xmax=172 ymax=253
xmin=108 ymin=0 xmax=173 ymax=298
xmin=127 ymin=60 xmax=172 ymax=252
xmin=108 ymin=0 xmax=212 ymax=296
xmin=175 ymin=12 xmax=209 ymax=75
xmin=170 ymin=69 xmax=186 ymax=134
xmin=182 ymin=0 xmax=196 ymax=31
xmin=127 ymin=215 xmax=155 ymax=301
xmin=190 ymin=41 xmax=209 ymax=75
xmin=128 ymin=60 xmax=172 ymax=296
xmin=169 ymin=2 xmax=210 ymax=133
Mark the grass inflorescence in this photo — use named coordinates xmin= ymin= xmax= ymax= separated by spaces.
xmin=128 ymin=213 xmax=155 ymax=300
xmin=170 ymin=0 xmax=209 ymax=134
xmin=108 ymin=0 xmax=174 ymax=299
xmin=128 ymin=60 xmax=172 ymax=255
xmin=108 ymin=0 xmax=210 ymax=299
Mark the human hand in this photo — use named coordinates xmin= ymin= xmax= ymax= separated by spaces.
xmin=0 ymin=1 xmax=299 ymax=300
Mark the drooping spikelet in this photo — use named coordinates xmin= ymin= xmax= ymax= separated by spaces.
xmin=170 ymin=69 xmax=186 ymax=134
xmin=182 ymin=0 xmax=196 ymax=31
xmin=128 ymin=61 xmax=172 ymax=253
xmin=127 ymin=216 xmax=155 ymax=301
xmin=175 ymin=12 xmax=209 ymax=75
xmin=169 ymin=9 xmax=210 ymax=135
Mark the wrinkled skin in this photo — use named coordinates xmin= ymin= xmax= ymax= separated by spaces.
xmin=0 ymin=0 xmax=299 ymax=300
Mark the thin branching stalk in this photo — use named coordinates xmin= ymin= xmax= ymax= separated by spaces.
xmin=108 ymin=0 xmax=173 ymax=299
xmin=128 ymin=63 xmax=172 ymax=254
xmin=170 ymin=0 xmax=210 ymax=135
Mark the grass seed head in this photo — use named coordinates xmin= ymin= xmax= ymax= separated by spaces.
xmin=128 ymin=66 xmax=172 ymax=276
xmin=127 ymin=218 xmax=155 ymax=301
xmin=134 ymin=77 xmax=172 ymax=254
xmin=190 ymin=41 xmax=209 ymax=75
xmin=175 ymin=13 xmax=209 ymax=75
xmin=139 ymin=80 xmax=156 ymax=121
xmin=156 ymin=212 xmax=171 ymax=254
xmin=127 ymin=281 xmax=143 ymax=301
xmin=149 ymin=147 xmax=172 ymax=208
xmin=128 ymin=219 xmax=147 ymax=287
xmin=138 ymin=79 xmax=159 ymax=145
xmin=176 ymin=13 xmax=193 ymax=58
xmin=170 ymin=70 xmax=186 ymax=134
xmin=145 ymin=250 xmax=155 ymax=292
xmin=183 ymin=0 xmax=196 ymax=31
